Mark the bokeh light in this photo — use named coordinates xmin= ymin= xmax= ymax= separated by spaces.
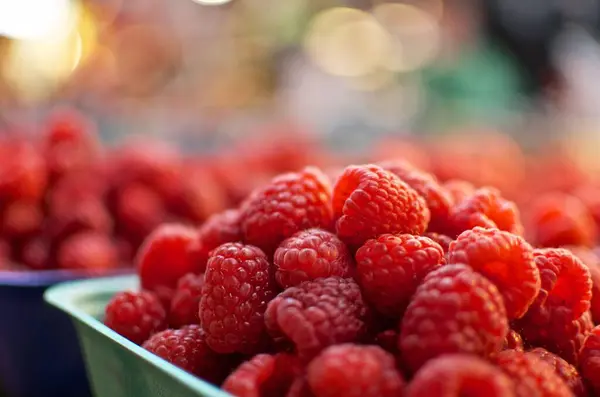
xmin=0 ymin=0 xmax=75 ymax=40
xmin=191 ymin=0 xmax=233 ymax=6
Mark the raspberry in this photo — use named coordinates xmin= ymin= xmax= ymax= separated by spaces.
xmin=424 ymin=232 xmax=453 ymax=253
xmin=405 ymin=354 xmax=514 ymax=397
xmin=379 ymin=161 xmax=453 ymax=233
xmin=0 ymin=200 xmax=43 ymax=238
xmin=526 ymin=193 xmax=597 ymax=248
xmin=568 ymin=247 xmax=600 ymax=324
xmin=223 ymin=353 xmax=301 ymax=397
xmin=265 ymin=277 xmax=368 ymax=360
xmin=137 ymin=224 xmax=198 ymax=302
xmin=529 ymin=348 xmax=588 ymax=397
xmin=495 ymin=349 xmax=574 ymax=397
xmin=579 ymin=326 xmax=600 ymax=395
xmin=188 ymin=209 xmax=242 ymax=273
xmin=307 ymin=344 xmax=405 ymax=397
xmin=57 ymin=232 xmax=118 ymax=270
xmin=443 ymin=179 xmax=475 ymax=204
xmin=332 ymin=165 xmax=429 ymax=247
xmin=447 ymin=227 xmax=539 ymax=319
xmin=115 ymin=183 xmax=166 ymax=245
xmin=20 ymin=237 xmax=52 ymax=270
xmin=169 ymin=273 xmax=204 ymax=328
xmin=49 ymin=198 xmax=113 ymax=242
xmin=199 ymin=243 xmax=276 ymax=354
xmin=0 ymin=141 xmax=47 ymax=202
xmin=240 ymin=167 xmax=333 ymax=254
xmin=503 ymin=329 xmax=524 ymax=351
xmin=274 ymin=229 xmax=352 ymax=289
xmin=104 ymin=291 xmax=167 ymax=345
xmin=286 ymin=377 xmax=314 ymax=397
xmin=516 ymin=309 xmax=593 ymax=365
xmin=356 ymin=234 xmax=445 ymax=318
xmin=399 ymin=264 xmax=508 ymax=372
xmin=448 ymin=187 xmax=522 ymax=237
xmin=530 ymin=248 xmax=592 ymax=321
xmin=143 ymin=324 xmax=228 ymax=384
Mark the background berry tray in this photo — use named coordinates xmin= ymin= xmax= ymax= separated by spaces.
xmin=0 ymin=269 xmax=129 ymax=397
xmin=45 ymin=275 xmax=231 ymax=397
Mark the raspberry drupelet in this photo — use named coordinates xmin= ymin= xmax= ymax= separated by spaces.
xmin=332 ymin=164 xmax=429 ymax=247
xmin=274 ymin=228 xmax=352 ymax=289
xmin=169 ymin=273 xmax=204 ymax=328
xmin=399 ymin=264 xmax=508 ymax=373
xmin=447 ymin=227 xmax=540 ymax=320
xmin=199 ymin=243 xmax=276 ymax=354
xmin=240 ymin=167 xmax=333 ymax=255
xmin=356 ymin=234 xmax=445 ymax=318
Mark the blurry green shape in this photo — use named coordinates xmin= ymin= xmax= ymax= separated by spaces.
xmin=419 ymin=41 xmax=525 ymax=131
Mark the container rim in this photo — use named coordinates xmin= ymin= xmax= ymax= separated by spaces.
xmin=0 ymin=268 xmax=133 ymax=287
xmin=44 ymin=275 xmax=231 ymax=397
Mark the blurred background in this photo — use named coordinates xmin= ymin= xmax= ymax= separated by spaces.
xmin=2 ymin=0 xmax=600 ymax=144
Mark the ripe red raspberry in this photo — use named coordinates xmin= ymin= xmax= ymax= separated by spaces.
xmin=306 ymin=344 xmax=405 ymax=397
xmin=199 ymin=243 xmax=276 ymax=354
xmin=448 ymin=187 xmax=523 ymax=237
xmin=356 ymin=234 xmax=445 ymax=318
xmin=568 ymin=247 xmax=600 ymax=324
xmin=240 ymin=167 xmax=333 ymax=254
xmin=265 ymin=277 xmax=368 ymax=360
xmin=286 ymin=376 xmax=315 ymax=397
xmin=526 ymin=193 xmax=597 ymax=248
xmin=104 ymin=291 xmax=167 ymax=345
xmin=0 ymin=141 xmax=47 ymax=202
xmin=406 ymin=354 xmax=514 ymax=397
xmin=115 ymin=183 xmax=166 ymax=245
xmin=49 ymin=198 xmax=113 ymax=242
xmin=378 ymin=161 xmax=453 ymax=233
xmin=0 ymin=200 xmax=43 ymax=238
xmin=223 ymin=353 xmax=302 ymax=397
xmin=503 ymin=329 xmax=524 ymax=351
xmin=530 ymin=248 xmax=592 ymax=322
xmin=188 ymin=209 xmax=242 ymax=273
xmin=423 ymin=232 xmax=453 ymax=253
xmin=20 ymin=237 xmax=51 ymax=270
xmin=579 ymin=326 xmax=600 ymax=395
xmin=443 ymin=179 xmax=475 ymax=204
xmin=447 ymin=227 xmax=539 ymax=319
xmin=495 ymin=349 xmax=574 ymax=397
xmin=529 ymin=348 xmax=588 ymax=397
xmin=332 ymin=165 xmax=429 ymax=247
xmin=143 ymin=324 xmax=228 ymax=384
xmin=57 ymin=232 xmax=119 ymax=270
xmin=274 ymin=228 xmax=352 ymax=289
xmin=516 ymin=309 xmax=593 ymax=365
xmin=137 ymin=224 xmax=198 ymax=304
xmin=169 ymin=273 xmax=204 ymax=328
xmin=399 ymin=264 xmax=508 ymax=373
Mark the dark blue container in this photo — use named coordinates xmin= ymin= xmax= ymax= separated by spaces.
xmin=0 ymin=269 xmax=131 ymax=397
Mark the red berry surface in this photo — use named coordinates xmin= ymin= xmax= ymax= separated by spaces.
xmin=274 ymin=228 xmax=352 ymax=289
xmin=449 ymin=187 xmax=522 ymax=237
xmin=104 ymin=291 xmax=167 ymax=345
xmin=378 ymin=161 xmax=453 ymax=233
xmin=406 ymin=354 xmax=514 ymax=397
xmin=399 ymin=264 xmax=508 ymax=372
xmin=526 ymin=193 xmax=597 ymax=248
xmin=568 ymin=247 xmax=600 ymax=324
xmin=240 ymin=167 xmax=333 ymax=254
xmin=529 ymin=348 xmax=588 ymax=397
xmin=188 ymin=209 xmax=242 ymax=273
xmin=137 ymin=224 xmax=198 ymax=299
xmin=503 ymin=329 xmax=524 ymax=351
xmin=443 ymin=179 xmax=475 ymax=204
xmin=356 ymin=234 xmax=445 ymax=318
xmin=332 ymin=165 xmax=429 ymax=247
xmin=143 ymin=325 xmax=228 ymax=384
xmin=447 ymin=227 xmax=539 ymax=319
xmin=530 ymin=248 xmax=592 ymax=322
xmin=306 ymin=344 xmax=405 ymax=397
xmin=199 ymin=243 xmax=276 ymax=354
xmin=579 ymin=326 xmax=600 ymax=395
xmin=169 ymin=273 xmax=204 ymax=328
xmin=495 ymin=349 xmax=574 ymax=397
xmin=57 ymin=232 xmax=119 ymax=270
xmin=265 ymin=277 xmax=368 ymax=360
xmin=423 ymin=232 xmax=453 ymax=253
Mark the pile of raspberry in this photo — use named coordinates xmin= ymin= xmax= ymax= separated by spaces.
xmin=104 ymin=159 xmax=600 ymax=397
xmin=0 ymin=110 xmax=320 ymax=272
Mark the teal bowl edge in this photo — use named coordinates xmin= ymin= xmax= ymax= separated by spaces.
xmin=44 ymin=275 xmax=232 ymax=397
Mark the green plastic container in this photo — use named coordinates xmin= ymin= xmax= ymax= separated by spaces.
xmin=44 ymin=275 xmax=231 ymax=397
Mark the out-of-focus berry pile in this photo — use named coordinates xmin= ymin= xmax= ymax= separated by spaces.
xmin=100 ymin=127 xmax=600 ymax=397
